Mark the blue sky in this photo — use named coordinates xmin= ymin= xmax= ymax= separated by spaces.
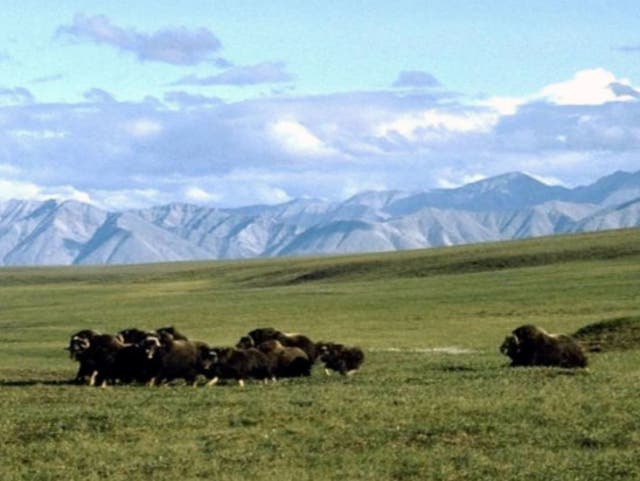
xmin=1 ymin=1 xmax=640 ymax=208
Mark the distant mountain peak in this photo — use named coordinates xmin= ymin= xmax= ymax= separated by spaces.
xmin=0 ymin=169 xmax=639 ymax=265
xmin=461 ymin=172 xmax=547 ymax=193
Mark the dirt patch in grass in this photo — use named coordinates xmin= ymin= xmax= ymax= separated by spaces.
xmin=573 ymin=316 xmax=640 ymax=352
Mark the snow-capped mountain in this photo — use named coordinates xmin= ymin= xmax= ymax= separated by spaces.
xmin=1 ymin=170 xmax=640 ymax=266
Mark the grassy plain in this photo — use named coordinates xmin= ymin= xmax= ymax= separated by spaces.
xmin=1 ymin=229 xmax=639 ymax=480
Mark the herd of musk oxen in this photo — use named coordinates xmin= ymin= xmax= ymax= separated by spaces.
xmin=66 ymin=323 xmax=588 ymax=387
xmin=66 ymin=326 xmax=366 ymax=387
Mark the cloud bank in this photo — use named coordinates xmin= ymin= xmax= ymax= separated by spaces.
xmin=1 ymin=68 xmax=639 ymax=209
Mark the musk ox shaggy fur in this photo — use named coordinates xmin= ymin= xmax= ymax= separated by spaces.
xmin=155 ymin=326 xmax=189 ymax=341
xmin=116 ymin=328 xmax=156 ymax=345
xmin=257 ymin=340 xmax=312 ymax=378
xmin=73 ymin=333 xmax=126 ymax=386
xmin=206 ymin=347 xmax=272 ymax=387
xmin=66 ymin=329 xmax=102 ymax=383
xmin=317 ymin=342 xmax=365 ymax=376
xmin=146 ymin=333 xmax=212 ymax=385
xmin=500 ymin=324 xmax=587 ymax=368
xmin=238 ymin=327 xmax=318 ymax=362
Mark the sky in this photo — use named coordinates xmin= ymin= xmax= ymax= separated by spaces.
xmin=1 ymin=0 xmax=640 ymax=209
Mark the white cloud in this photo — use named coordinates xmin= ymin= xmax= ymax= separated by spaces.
xmin=268 ymin=120 xmax=338 ymax=157
xmin=375 ymin=108 xmax=498 ymax=142
xmin=0 ymin=179 xmax=41 ymax=199
xmin=123 ymin=118 xmax=163 ymax=138
xmin=254 ymin=185 xmax=291 ymax=204
xmin=341 ymin=179 xmax=388 ymax=198
xmin=477 ymin=96 xmax=524 ymax=116
xmin=476 ymin=69 xmax=639 ymax=115
xmin=0 ymin=178 xmax=92 ymax=203
xmin=2 ymin=69 xmax=639 ymax=209
xmin=539 ymin=68 xmax=637 ymax=105
xmin=184 ymin=187 xmax=223 ymax=203
xmin=91 ymin=188 xmax=167 ymax=211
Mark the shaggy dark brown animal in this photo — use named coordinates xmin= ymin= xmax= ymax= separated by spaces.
xmin=155 ymin=326 xmax=189 ymax=341
xmin=276 ymin=332 xmax=318 ymax=362
xmin=116 ymin=328 xmax=156 ymax=345
xmin=66 ymin=329 xmax=101 ymax=383
xmin=75 ymin=334 xmax=126 ymax=386
xmin=108 ymin=341 xmax=161 ymax=385
xmin=206 ymin=347 xmax=271 ymax=387
xmin=500 ymin=324 xmax=587 ymax=368
xmin=146 ymin=333 xmax=212 ymax=385
xmin=317 ymin=342 xmax=365 ymax=375
xmin=257 ymin=340 xmax=312 ymax=378
xmin=239 ymin=327 xmax=281 ymax=347
xmin=238 ymin=328 xmax=318 ymax=362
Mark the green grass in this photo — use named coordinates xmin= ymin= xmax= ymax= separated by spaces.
xmin=1 ymin=229 xmax=640 ymax=480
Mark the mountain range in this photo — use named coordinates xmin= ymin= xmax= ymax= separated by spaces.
xmin=1 ymin=170 xmax=640 ymax=266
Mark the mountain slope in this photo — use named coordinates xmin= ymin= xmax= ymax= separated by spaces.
xmin=0 ymin=169 xmax=639 ymax=266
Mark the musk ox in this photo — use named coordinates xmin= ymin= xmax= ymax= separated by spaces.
xmin=242 ymin=327 xmax=281 ymax=346
xmin=257 ymin=340 xmax=312 ymax=378
xmin=107 ymin=337 xmax=162 ymax=385
xmin=66 ymin=329 xmax=101 ymax=383
xmin=73 ymin=333 xmax=126 ymax=386
xmin=317 ymin=342 xmax=365 ymax=376
xmin=156 ymin=326 xmax=189 ymax=341
xmin=69 ymin=329 xmax=161 ymax=386
xmin=500 ymin=324 xmax=587 ymax=368
xmin=238 ymin=327 xmax=318 ymax=362
xmin=116 ymin=328 xmax=156 ymax=345
xmin=146 ymin=333 xmax=212 ymax=386
xmin=206 ymin=347 xmax=272 ymax=387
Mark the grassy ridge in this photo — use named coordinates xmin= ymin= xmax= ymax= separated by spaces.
xmin=1 ymin=229 xmax=640 ymax=480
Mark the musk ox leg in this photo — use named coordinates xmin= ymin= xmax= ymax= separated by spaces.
xmin=237 ymin=379 xmax=245 ymax=388
xmin=147 ymin=377 xmax=156 ymax=387
xmin=324 ymin=368 xmax=332 ymax=376
xmin=207 ymin=376 xmax=219 ymax=387
xmin=346 ymin=369 xmax=358 ymax=376
xmin=88 ymin=371 xmax=98 ymax=387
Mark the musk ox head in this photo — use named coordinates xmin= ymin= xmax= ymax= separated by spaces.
xmin=499 ymin=334 xmax=520 ymax=359
xmin=66 ymin=330 xmax=99 ymax=359
xmin=236 ymin=335 xmax=255 ymax=349
xmin=141 ymin=336 xmax=162 ymax=360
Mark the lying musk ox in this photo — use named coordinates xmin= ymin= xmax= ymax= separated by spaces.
xmin=238 ymin=327 xmax=318 ymax=362
xmin=257 ymin=340 xmax=312 ymax=378
xmin=317 ymin=342 xmax=365 ymax=376
xmin=146 ymin=333 xmax=212 ymax=385
xmin=500 ymin=324 xmax=587 ymax=368
xmin=206 ymin=347 xmax=272 ymax=387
